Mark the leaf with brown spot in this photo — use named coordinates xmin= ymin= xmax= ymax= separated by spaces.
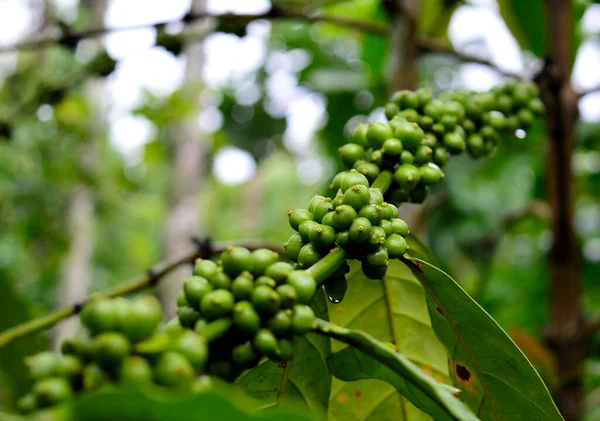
xmin=405 ymin=237 xmax=564 ymax=421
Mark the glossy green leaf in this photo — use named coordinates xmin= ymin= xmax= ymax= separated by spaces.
xmin=498 ymin=0 xmax=547 ymax=57
xmin=328 ymin=343 xmax=479 ymax=420
xmin=403 ymin=240 xmax=564 ymax=421
xmin=327 ymin=259 xmax=450 ymax=420
xmin=420 ymin=0 xmax=461 ymax=38
xmin=236 ymin=289 xmax=332 ymax=419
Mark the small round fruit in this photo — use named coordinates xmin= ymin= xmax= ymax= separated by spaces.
xmin=340 ymin=169 xmax=369 ymax=192
xmin=394 ymin=122 xmax=424 ymax=152
xmin=394 ymin=164 xmax=421 ymax=192
xmin=335 ymin=231 xmax=351 ymax=248
xmin=380 ymin=202 xmax=398 ymax=220
xmin=442 ymin=100 xmax=465 ymax=121
xmin=211 ymin=270 xmax=232 ymax=292
xmin=232 ymin=342 xmax=258 ymax=368
xmin=369 ymin=188 xmax=384 ymax=205
xmin=33 ymin=377 xmax=72 ymax=408
xmin=385 ymin=234 xmax=409 ymax=258
xmin=177 ymin=290 xmax=189 ymax=307
xmin=154 ymin=351 xmax=194 ymax=387
xmin=366 ymin=246 xmax=389 ymax=266
xmin=17 ymin=394 xmax=37 ymax=414
xmin=298 ymin=220 xmax=319 ymax=242
xmin=309 ymin=224 xmax=336 ymax=251
xmin=467 ymin=133 xmax=485 ymax=157
xmin=321 ymin=211 xmax=335 ymax=227
xmin=121 ymin=296 xmax=162 ymax=343
xmin=528 ymin=97 xmax=545 ymax=115
xmin=424 ymin=99 xmax=444 ymax=120
xmin=414 ymin=145 xmax=433 ymax=165
xmin=291 ymin=305 xmax=316 ymax=334
xmin=80 ymin=299 xmax=119 ymax=335
xmin=390 ymin=218 xmax=410 ymax=236
xmin=276 ymin=284 xmax=297 ymax=309
xmin=380 ymin=220 xmax=393 ymax=236
xmin=330 ymin=171 xmax=349 ymax=191
xmin=339 ymin=143 xmax=365 ymax=168
xmin=355 ymin=162 xmax=380 ymax=182
xmin=308 ymin=195 xmax=326 ymax=214
xmin=25 ymin=352 xmax=60 ymax=380
xmin=232 ymin=301 xmax=261 ymax=334
xmin=251 ymin=285 xmax=281 ymax=315
xmin=297 ymin=243 xmax=324 ymax=269
xmin=251 ymin=248 xmax=280 ymax=277
xmin=443 ymin=132 xmax=466 ymax=154
xmin=253 ymin=329 xmax=279 ymax=357
xmin=264 ymin=262 xmax=294 ymax=285
xmin=433 ymin=147 xmax=449 ymax=167
xmin=331 ymin=191 xmax=345 ymax=209
xmin=368 ymin=226 xmax=387 ymax=250
xmin=232 ymin=274 xmax=254 ymax=301
xmin=419 ymin=163 xmax=444 ymax=185
xmin=120 ymin=356 xmax=153 ymax=385
xmin=400 ymin=150 xmax=414 ymax=165
xmin=193 ymin=259 xmax=218 ymax=280
xmin=171 ymin=331 xmax=208 ymax=370
xmin=351 ymin=122 xmax=370 ymax=147
xmin=416 ymin=87 xmax=433 ymax=107
xmin=385 ymin=102 xmax=399 ymax=120
xmin=82 ymin=364 xmax=108 ymax=390
xmin=255 ymin=276 xmax=276 ymax=288
xmin=517 ymin=108 xmax=534 ymax=128
xmin=361 ymin=260 xmax=388 ymax=280
xmin=200 ymin=289 xmax=235 ymax=320
xmin=485 ymin=111 xmax=507 ymax=131
xmin=312 ymin=199 xmax=332 ymax=223
xmin=176 ymin=306 xmax=201 ymax=328
xmin=358 ymin=204 xmax=383 ymax=226
xmin=343 ymin=184 xmax=371 ymax=211
xmin=58 ymin=355 xmax=82 ymax=381
xmin=287 ymin=271 xmax=317 ymax=305
xmin=91 ymin=332 xmax=131 ymax=367
xmin=382 ymin=138 xmax=403 ymax=156
xmin=267 ymin=310 xmax=292 ymax=335
xmin=288 ymin=209 xmax=313 ymax=232
xmin=349 ymin=217 xmax=372 ymax=243
xmin=332 ymin=205 xmax=357 ymax=230
xmin=273 ymin=338 xmax=294 ymax=362
xmin=366 ymin=121 xmax=393 ymax=149
xmin=220 ymin=246 xmax=254 ymax=277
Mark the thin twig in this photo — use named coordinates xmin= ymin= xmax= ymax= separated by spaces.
xmin=0 ymin=238 xmax=283 ymax=348
xmin=416 ymin=37 xmax=527 ymax=79
xmin=577 ymin=84 xmax=600 ymax=100
xmin=0 ymin=7 xmax=388 ymax=54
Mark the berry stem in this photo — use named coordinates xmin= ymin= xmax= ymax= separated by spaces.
xmin=370 ymin=170 xmax=393 ymax=196
xmin=306 ymin=248 xmax=347 ymax=286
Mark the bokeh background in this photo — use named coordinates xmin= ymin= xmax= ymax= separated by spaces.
xmin=1 ymin=0 xmax=600 ymax=418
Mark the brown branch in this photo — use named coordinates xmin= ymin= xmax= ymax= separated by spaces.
xmin=582 ymin=316 xmax=600 ymax=340
xmin=577 ymin=84 xmax=600 ymax=100
xmin=0 ymin=7 xmax=388 ymax=54
xmin=0 ymin=237 xmax=283 ymax=348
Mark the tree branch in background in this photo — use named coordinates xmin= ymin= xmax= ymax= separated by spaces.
xmin=577 ymin=84 xmax=600 ymax=100
xmin=0 ymin=238 xmax=284 ymax=348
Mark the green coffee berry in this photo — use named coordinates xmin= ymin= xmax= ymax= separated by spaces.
xmin=91 ymin=332 xmax=130 ymax=367
xmin=211 ymin=269 xmax=232 ymax=290
xmin=424 ymin=99 xmax=444 ymax=120
xmin=276 ymin=284 xmax=297 ymax=309
xmin=517 ymin=108 xmax=534 ymax=128
xmin=485 ymin=111 xmax=507 ymax=131
xmin=382 ymin=138 xmax=403 ymax=156
xmin=442 ymin=100 xmax=465 ymax=122
xmin=369 ymin=188 xmax=384 ymax=205
xmin=528 ymin=97 xmax=545 ymax=115
xmin=25 ymin=352 xmax=60 ymax=380
xmin=340 ymin=169 xmax=369 ymax=191
xmin=312 ymin=198 xmax=333 ymax=223
xmin=154 ymin=351 xmax=194 ymax=387
xmin=58 ymin=355 xmax=82 ymax=381
xmin=394 ymin=121 xmax=424 ymax=152
xmin=232 ymin=342 xmax=258 ymax=368
xmin=368 ymin=226 xmax=387 ymax=250
xmin=385 ymin=102 xmax=399 ymax=120
xmin=200 ymin=289 xmax=235 ymax=320
xmin=330 ymin=171 xmax=349 ymax=191
xmin=400 ymin=150 xmax=415 ymax=165
xmin=298 ymin=220 xmax=319 ymax=242
xmin=335 ymin=231 xmax=351 ymax=248
xmin=308 ymin=195 xmax=326 ymax=214
xmin=200 ymin=319 xmax=233 ymax=343
xmin=177 ymin=290 xmax=189 ymax=307
xmin=366 ymin=121 xmax=393 ymax=149
xmin=355 ymin=162 xmax=381 ymax=183
xmin=380 ymin=202 xmax=397 ymax=220
xmin=253 ymin=329 xmax=279 ymax=357
xmin=385 ymin=234 xmax=408 ymax=258
xmin=120 ymin=296 xmax=162 ymax=343
xmin=291 ymin=305 xmax=316 ymax=334
xmin=431 ymin=123 xmax=445 ymax=137
xmin=331 ymin=190 xmax=345 ymax=209
xmin=390 ymin=218 xmax=410 ymax=236
xmin=17 ymin=393 xmax=37 ymax=414
xmin=380 ymin=219 xmax=393 ymax=236
xmin=220 ymin=246 xmax=254 ymax=277
xmin=462 ymin=118 xmax=476 ymax=134
xmin=349 ymin=217 xmax=372 ymax=243
xmin=251 ymin=248 xmax=280 ymax=277
xmin=343 ymin=184 xmax=370 ymax=211
xmin=251 ymin=285 xmax=281 ymax=315
xmin=419 ymin=163 xmax=444 ymax=185
xmin=288 ymin=209 xmax=313 ymax=232
xmin=309 ymin=224 xmax=336 ymax=251
xmin=440 ymin=114 xmax=458 ymax=131
xmin=267 ymin=310 xmax=292 ymax=335
xmin=273 ymin=338 xmax=294 ymax=362
xmin=33 ymin=377 xmax=72 ymax=408
xmin=480 ymin=125 xmax=500 ymax=142
xmin=264 ymin=262 xmax=294 ymax=285
xmin=286 ymin=271 xmax=317 ymax=305
xmin=297 ymin=243 xmax=324 ymax=268
xmin=321 ymin=211 xmax=335 ymax=227
xmin=285 ymin=232 xmax=305 ymax=261
xmin=443 ymin=132 xmax=466 ymax=154
xmin=135 ymin=332 xmax=170 ymax=357
xmin=467 ymin=133 xmax=485 ymax=157
xmin=433 ymin=147 xmax=449 ymax=167
xmin=255 ymin=276 xmax=276 ymax=288
xmin=232 ymin=274 xmax=254 ymax=301
xmin=81 ymin=299 xmax=119 ymax=335
xmin=421 ymin=132 xmax=437 ymax=148
xmin=358 ymin=204 xmax=383 ymax=226
xmin=399 ymin=109 xmax=420 ymax=122
xmin=350 ymin=122 xmax=370 ymax=147
xmin=120 ymin=356 xmax=153 ymax=385
xmin=366 ymin=246 xmax=389 ymax=266
xmin=394 ymin=164 xmax=421 ymax=192
xmin=193 ymin=259 xmax=218 ymax=280
xmin=332 ymin=204 xmax=357 ymax=230
xmin=416 ymin=87 xmax=433 ymax=107
xmin=414 ymin=145 xmax=433 ymax=165
xmin=171 ymin=331 xmax=208 ymax=370
xmin=361 ymin=260 xmax=388 ymax=280
xmin=177 ymin=306 xmax=201 ymax=328
xmin=339 ymin=143 xmax=365 ymax=167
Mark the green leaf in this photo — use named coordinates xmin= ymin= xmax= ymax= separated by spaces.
xmin=498 ymin=0 xmax=547 ymax=57
xmin=420 ymin=0 xmax=461 ymax=38
xmin=404 ymin=238 xmax=564 ymax=420
xmin=236 ymin=289 xmax=332 ymax=419
xmin=327 ymin=344 xmax=479 ymax=420
xmin=328 ymin=259 xmax=450 ymax=420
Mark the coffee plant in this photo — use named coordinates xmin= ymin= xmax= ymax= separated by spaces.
xmin=1 ymin=82 xmax=565 ymax=421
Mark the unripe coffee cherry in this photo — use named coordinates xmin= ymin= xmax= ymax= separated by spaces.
xmin=359 ymin=204 xmax=384 ymax=226
xmin=368 ymin=226 xmax=387 ymax=250
xmin=276 ymin=284 xmax=297 ymax=309
xmin=443 ymin=132 xmax=466 ymax=154
xmin=81 ymin=299 xmax=119 ymax=335
xmin=366 ymin=246 xmax=389 ymax=266
xmin=274 ymin=338 xmax=294 ymax=362
xmin=91 ymin=332 xmax=131 ymax=367
xmin=343 ymin=184 xmax=371 ymax=211
xmin=120 ymin=356 xmax=153 ymax=385
xmin=232 ymin=342 xmax=258 ymax=368
xmin=467 ymin=133 xmax=485 ymax=157
xmin=433 ymin=147 xmax=449 ymax=167
xmin=251 ymin=249 xmax=279 ymax=277
xmin=253 ymin=329 xmax=279 ymax=357
xmin=390 ymin=218 xmax=410 ymax=236
xmin=332 ymin=205 xmax=357 ymax=230
xmin=382 ymin=138 xmax=403 ymax=156
xmin=355 ymin=162 xmax=380 ymax=183
xmin=394 ymin=164 xmax=421 ymax=192
xmin=200 ymin=289 xmax=235 ymax=319
xmin=25 ymin=352 xmax=60 ymax=380
xmin=351 ymin=122 xmax=370 ymax=147
xmin=267 ymin=310 xmax=293 ymax=335
xmin=154 ymin=351 xmax=194 ymax=387
xmin=308 ymin=195 xmax=326 ymax=214
xmin=321 ymin=211 xmax=335 ymax=227
xmin=193 ymin=259 xmax=218 ymax=281
xmin=287 ymin=271 xmax=316 ymax=305
xmin=366 ymin=121 xmax=394 ymax=149
xmin=385 ymin=234 xmax=409 ymax=258
xmin=369 ymin=188 xmax=384 ymax=205
xmin=210 ymin=269 xmax=232 ymax=290
xmin=385 ymin=102 xmax=399 ymax=120
xmin=251 ymin=285 xmax=281 ymax=315
xmin=394 ymin=122 xmax=424 ymax=152
xmin=339 ymin=143 xmax=365 ymax=168
xmin=291 ymin=305 xmax=316 ymax=334
xmin=171 ymin=331 xmax=208 ymax=370
xmin=177 ymin=306 xmax=201 ymax=328
xmin=120 ymin=296 xmax=162 ymax=343
xmin=288 ymin=209 xmax=312 ymax=231
xmin=400 ymin=150 xmax=415 ymax=165
xmin=419 ymin=163 xmax=444 ymax=185
xmin=312 ymin=199 xmax=333 ymax=223
xmin=264 ymin=262 xmax=294 ymax=285
xmin=297 ymin=243 xmax=324 ymax=269
xmin=284 ymin=233 xmax=304 ymax=262
xmin=33 ymin=377 xmax=72 ymax=408
xmin=255 ymin=276 xmax=276 ymax=288
xmin=361 ymin=260 xmax=388 ymax=280
xmin=233 ymin=301 xmax=261 ymax=333
xmin=349 ymin=217 xmax=372 ymax=243
xmin=220 ymin=246 xmax=254 ymax=277
xmin=184 ymin=276 xmax=213 ymax=308
xmin=298 ymin=220 xmax=319 ymax=242
xmin=424 ymin=99 xmax=444 ymax=120
xmin=340 ymin=169 xmax=369 ymax=191
xmin=414 ymin=145 xmax=433 ymax=165
xmin=309 ymin=224 xmax=336 ymax=251
xmin=416 ymin=87 xmax=433 ymax=107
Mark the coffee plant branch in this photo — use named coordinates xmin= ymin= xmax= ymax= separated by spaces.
xmin=0 ymin=238 xmax=282 ymax=348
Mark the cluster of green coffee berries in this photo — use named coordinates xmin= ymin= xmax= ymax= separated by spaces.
xmin=17 ymin=296 xmax=211 ymax=414
xmin=175 ymin=246 xmax=317 ymax=381
xmin=339 ymin=80 xmax=544 ymax=205
xmin=285 ymin=170 xmax=410 ymax=280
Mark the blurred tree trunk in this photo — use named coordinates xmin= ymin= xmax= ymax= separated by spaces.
xmin=159 ymin=0 xmax=209 ymax=318
xmin=388 ymin=0 xmax=425 ymax=237
xmin=54 ymin=0 xmax=108 ymax=349
xmin=541 ymin=1 xmax=583 ymax=419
